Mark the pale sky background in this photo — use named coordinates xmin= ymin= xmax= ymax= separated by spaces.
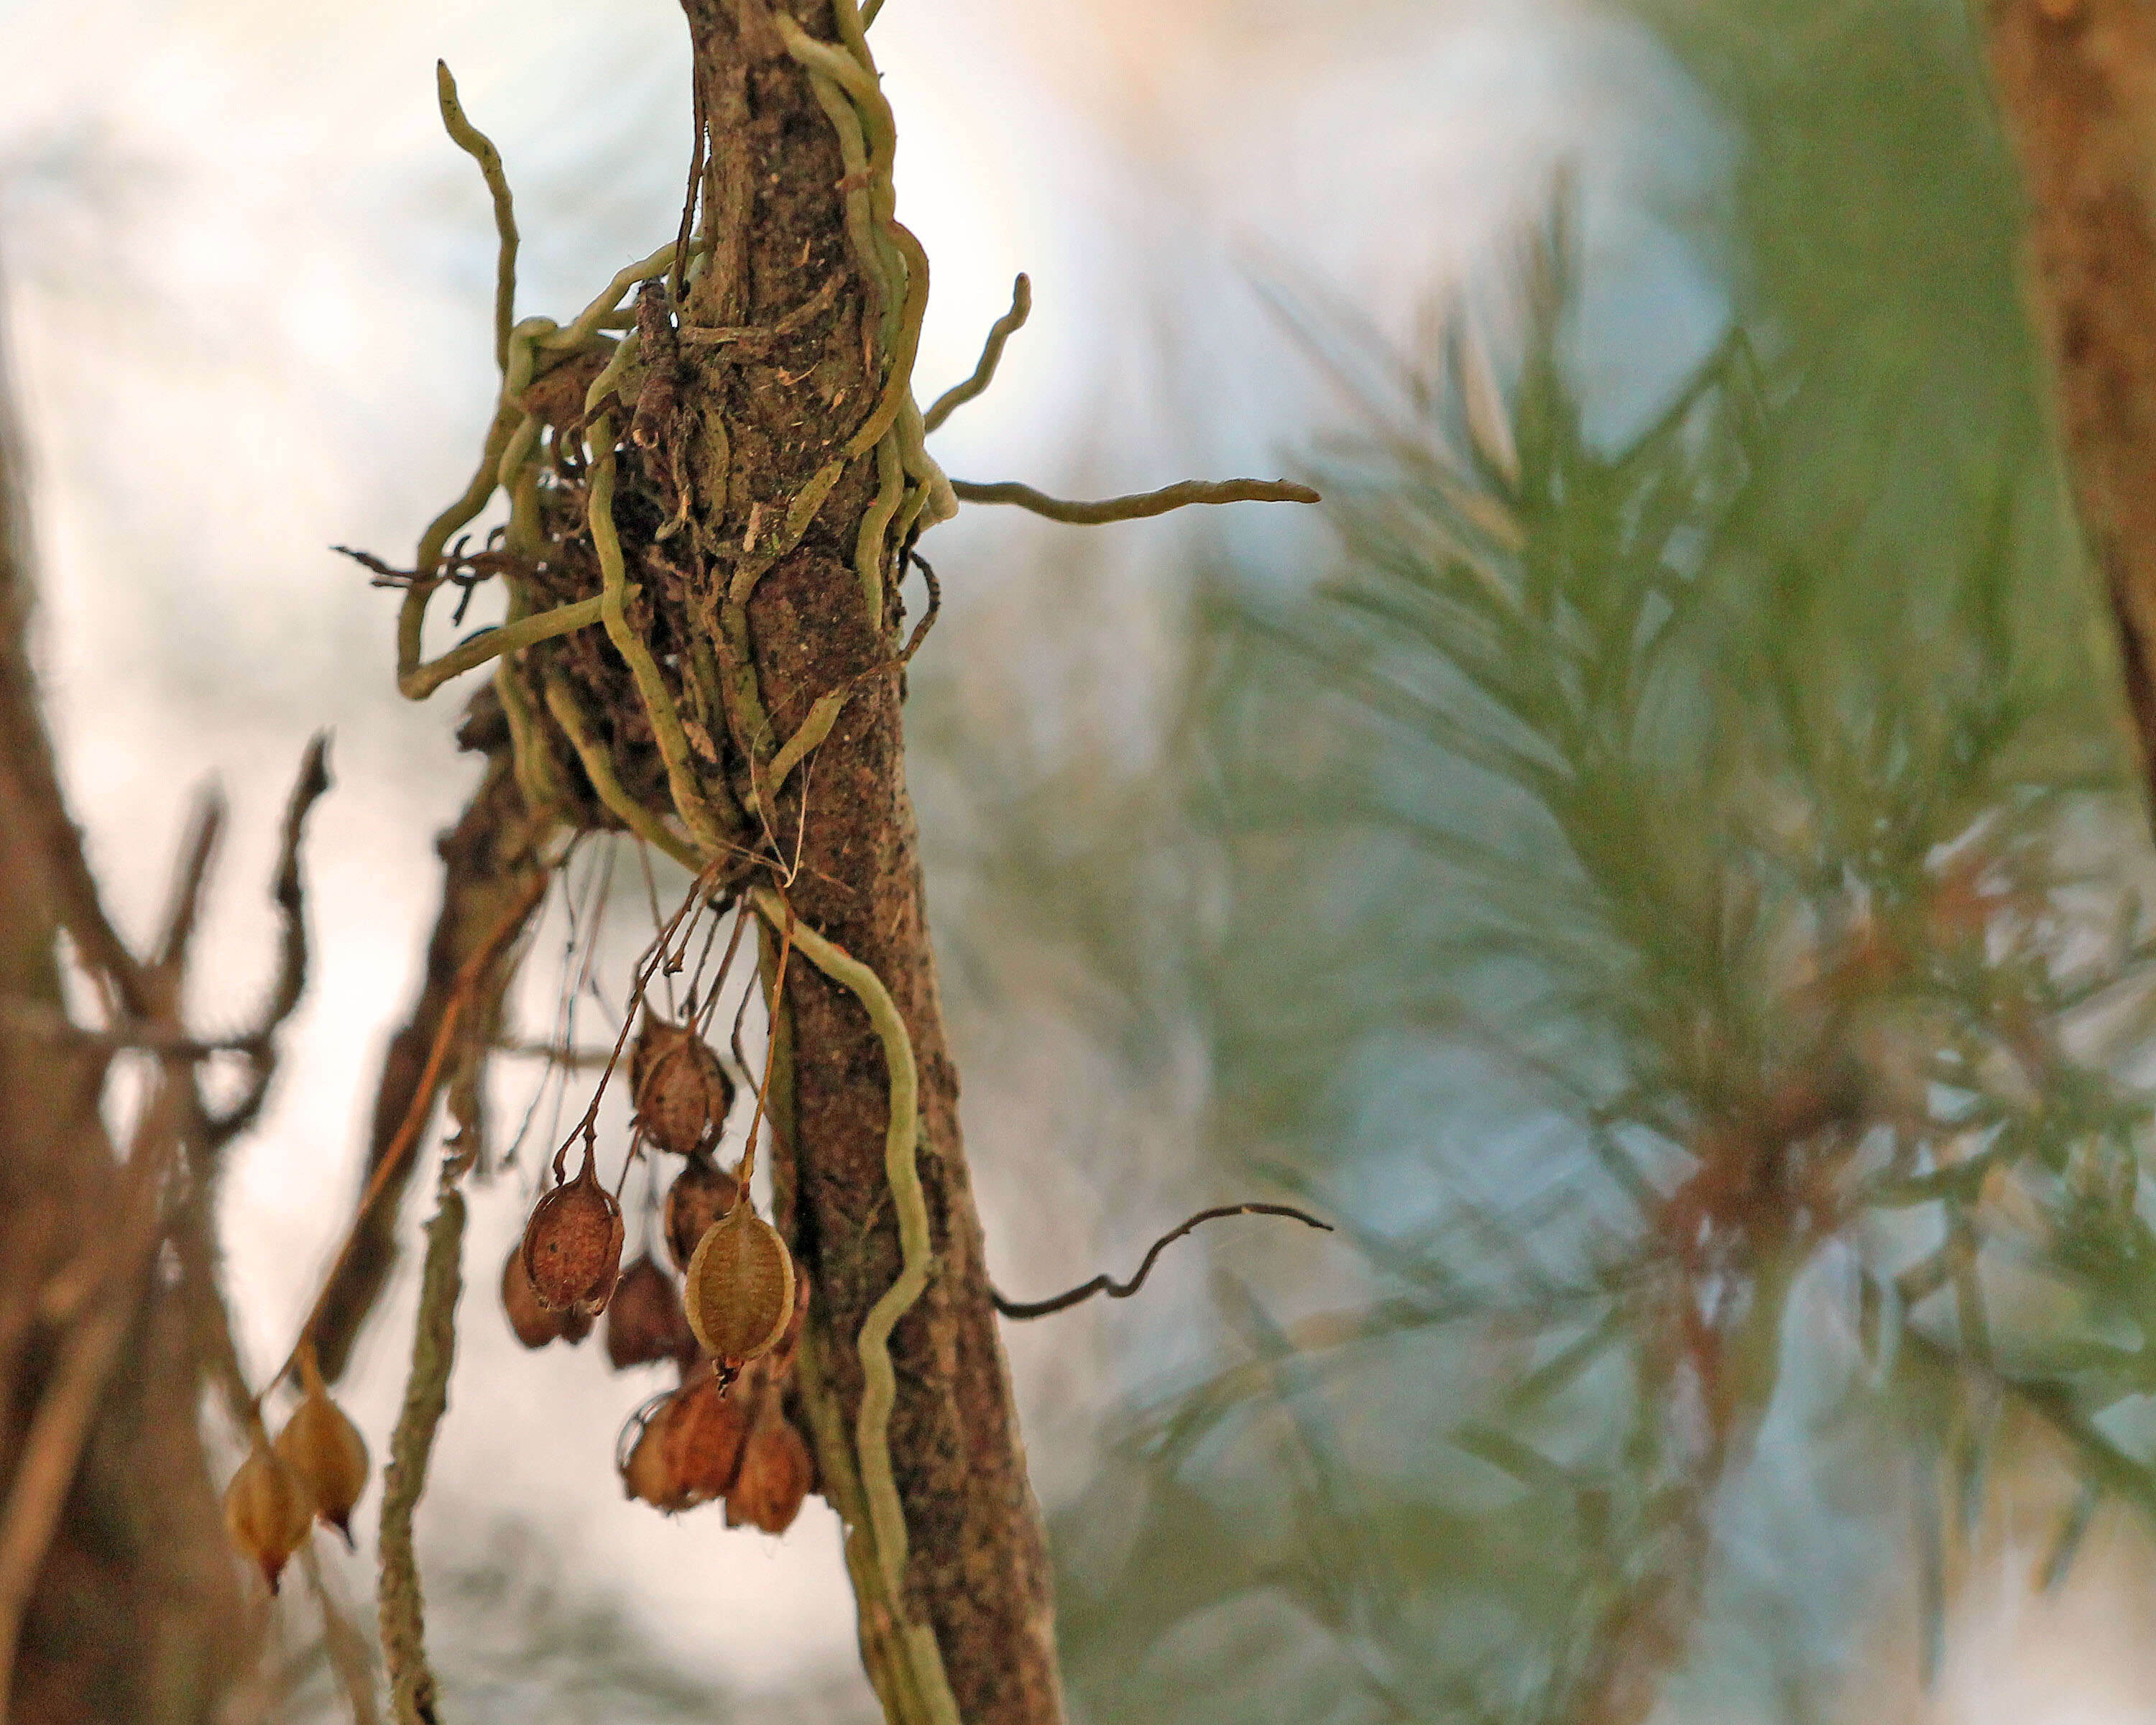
xmin=4 ymin=0 xmax=2149 ymax=1719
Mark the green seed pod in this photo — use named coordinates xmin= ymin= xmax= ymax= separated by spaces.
xmin=223 ymin=1437 xmax=314 ymax=1593
xmin=275 ymin=1347 xmax=370 ymax=1544
xmin=683 ymin=1205 xmax=795 ymax=1364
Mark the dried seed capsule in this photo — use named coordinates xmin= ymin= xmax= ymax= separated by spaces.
xmin=605 ymin=1254 xmax=698 ymax=1371
xmin=622 ymin=1413 xmax=689 ymax=1512
xmin=223 ymin=1437 xmax=314 ymax=1593
xmin=522 ymin=1147 xmax=625 ymax=1315
xmin=725 ymin=1402 xmax=814 ymax=1535
xmin=274 ymin=1347 xmax=370 ymax=1544
xmin=632 ymin=1015 xmax=734 ymax=1157
xmin=501 ymin=1241 xmax=566 ymax=1348
xmin=683 ymin=1205 xmax=795 ymax=1364
xmin=617 ymin=1372 xmax=751 ymax=1513
xmin=662 ymin=1370 xmax=752 ymax=1502
xmin=619 ymin=1392 xmax=694 ymax=1513
xmin=663 ymin=1154 xmax=740 ymax=1272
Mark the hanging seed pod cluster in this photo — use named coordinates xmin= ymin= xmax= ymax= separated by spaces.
xmin=222 ymin=1346 xmax=372 ymax=1592
xmin=502 ymin=1000 xmax=816 ymax=1540
xmin=620 ymin=1269 xmax=815 ymax=1529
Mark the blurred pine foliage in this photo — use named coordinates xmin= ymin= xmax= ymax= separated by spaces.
xmin=997 ymin=3 xmax=2156 ymax=1721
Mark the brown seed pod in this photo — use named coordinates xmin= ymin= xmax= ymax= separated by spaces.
xmin=683 ymin=1205 xmax=796 ymax=1364
xmin=274 ymin=1348 xmax=370 ymax=1545
xmin=605 ymin=1254 xmax=698 ymax=1371
xmin=620 ymin=1397 xmax=694 ymax=1513
xmin=632 ymin=1015 xmax=734 ymax=1157
xmin=663 ymin=1370 xmax=752 ymax=1501
xmin=724 ymin=1402 xmax=814 ymax=1535
xmin=502 ymin=1242 xmax=566 ymax=1348
xmin=522 ymin=1147 xmax=625 ymax=1315
xmin=663 ymin=1154 xmax=740 ymax=1272
xmin=223 ymin=1438 xmax=315 ymax=1593
xmin=617 ymin=1371 xmax=752 ymax=1513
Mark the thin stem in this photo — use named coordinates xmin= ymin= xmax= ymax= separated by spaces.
xmin=747 ymin=884 xmax=957 ymax=1725
xmin=269 ymin=870 xmax=546 ymax=1394
xmin=379 ymin=1186 xmax=465 ymax=1725
xmin=399 ymin=596 xmax=606 ymax=701
xmin=923 ymin=274 xmax=1031 ymax=433
xmin=587 ymin=416 xmax=732 ymax=855
xmin=991 ymin=1202 xmax=1333 ymax=1320
xmin=545 ymin=675 xmax=703 ymax=871
xmin=434 ymin=62 xmax=517 ymax=374
xmin=949 ymin=475 xmax=1320 ymax=523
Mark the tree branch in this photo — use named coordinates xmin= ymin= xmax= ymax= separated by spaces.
xmin=1981 ymin=1 xmax=2156 ymax=807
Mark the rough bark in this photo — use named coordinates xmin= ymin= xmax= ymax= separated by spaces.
xmin=674 ymin=5 xmax=1064 ymax=1719
xmin=1981 ymin=0 xmax=2156 ymax=799
xmin=368 ymin=4 xmax=1064 ymax=1711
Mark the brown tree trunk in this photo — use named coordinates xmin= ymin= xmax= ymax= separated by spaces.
xmin=1981 ymin=0 xmax=2156 ymax=797
xmin=373 ymin=3 xmax=1067 ymax=1711
xmin=676 ymin=6 xmax=1064 ymax=1719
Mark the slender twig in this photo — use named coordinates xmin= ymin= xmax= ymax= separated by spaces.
xmin=269 ymin=870 xmax=545 ymax=1394
xmin=379 ymin=1187 xmax=466 ymax=1725
xmin=238 ymin=734 xmax=333 ymax=1039
xmin=493 ymin=1039 xmax=616 ymax=1068
xmin=671 ymin=71 xmax=706 ymax=310
xmin=677 ymin=274 xmax=843 ymax=348
xmin=301 ymin=1542 xmax=383 ymax=1725
xmin=950 ymin=475 xmax=1319 ymax=523
xmin=0 ymin=666 xmax=153 ymax=1018
xmin=150 ymin=788 xmax=224 ymax=980
xmin=990 ymin=1203 xmax=1333 ymax=1320
xmin=206 ymin=734 xmax=333 ymax=1146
